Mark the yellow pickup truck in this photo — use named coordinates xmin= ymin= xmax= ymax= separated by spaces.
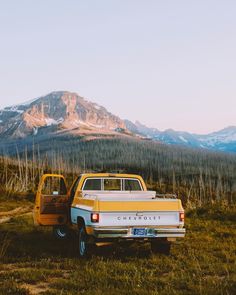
xmin=34 ymin=173 xmax=185 ymax=257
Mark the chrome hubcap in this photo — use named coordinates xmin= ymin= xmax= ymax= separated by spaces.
xmin=57 ymin=229 xmax=66 ymax=238
xmin=79 ymin=228 xmax=86 ymax=256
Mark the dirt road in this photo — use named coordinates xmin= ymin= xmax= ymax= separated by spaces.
xmin=0 ymin=206 xmax=32 ymax=224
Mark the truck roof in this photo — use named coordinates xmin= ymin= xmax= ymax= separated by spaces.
xmin=80 ymin=173 xmax=143 ymax=178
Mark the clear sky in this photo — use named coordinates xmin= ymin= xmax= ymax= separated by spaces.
xmin=0 ymin=0 xmax=235 ymax=134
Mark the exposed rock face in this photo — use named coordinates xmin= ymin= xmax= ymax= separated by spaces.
xmin=0 ymin=91 xmax=126 ymax=138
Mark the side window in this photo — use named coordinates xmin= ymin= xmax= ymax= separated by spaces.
xmin=83 ymin=179 xmax=101 ymax=190
xmin=124 ymin=179 xmax=142 ymax=191
xmin=41 ymin=177 xmax=67 ymax=196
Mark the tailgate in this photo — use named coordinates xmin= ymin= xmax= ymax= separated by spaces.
xmin=99 ymin=211 xmax=179 ymax=227
xmin=98 ymin=199 xmax=182 ymax=212
xmin=97 ymin=197 xmax=183 ymax=228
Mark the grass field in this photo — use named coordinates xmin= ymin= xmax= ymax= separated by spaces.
xmin=0 ymin=199 xmax=235 ymax=295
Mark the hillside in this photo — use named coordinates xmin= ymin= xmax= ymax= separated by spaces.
xmin=1 ymin=136 xmax=235 ymax=207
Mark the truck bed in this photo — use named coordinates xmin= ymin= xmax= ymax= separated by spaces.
xmin=80 ymin=190 xmax=183 ymax=212
xmin=77 ymin=191 xmax=185 ymax=239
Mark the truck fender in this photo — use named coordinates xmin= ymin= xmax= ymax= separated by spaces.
xmin=77 ymin=217 xmax=86 ymax=230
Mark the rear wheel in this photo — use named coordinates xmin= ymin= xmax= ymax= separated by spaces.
xmin=53 ymin=225 xmax=68 ymax=240
xmin=76 ymin=225 xmax=95 ymax=258
xmin=151 ymin=240 xmax=171 ymax=255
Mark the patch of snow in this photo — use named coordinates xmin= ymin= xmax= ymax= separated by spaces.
xmin=3 ymin=107 xmax=24 ymax=114
xmin=179 ymin=135 xmax=188 ymax=143
xmin=0 ymin=120 xmax=2 ymax=123
xmin=57 ymin=117 xmax=64 ymax=124
xmin=33 ymin=127 xmax=38 ymax=135
xmin=63 ymin=120 xmax=90 ymax=128
xmin=17 ymin=97 xmax=40 ymax=106
xmin=89 ymin=122 xmax=105 ymax=129
xmin=77 ymin=120 xmax=90 ymax=127
xmin=80 ymin=122 xmax=89 ymax=127
xmin=220 ymin=133 xmax=236 ymax=143
xmin=45 ymin=118 xmax=58 ymax=126
xmin=2 ymin=97 xmax=39 ymax=113
xmin=69 ymin=120 xmax=105 ymax=129
xmin=200 ymin=132 xmax=236 ymax=146
xmin=94 ymin=104 xmax=102 ymax=110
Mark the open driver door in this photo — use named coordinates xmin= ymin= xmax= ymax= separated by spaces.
xmin=34 ymin=174 xmax=69 ymax=226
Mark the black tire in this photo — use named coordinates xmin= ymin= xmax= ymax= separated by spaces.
xmin=151 ymin=240 xmax=171 ymax=255
xmin=76 ymin=225 xmax=95 ymax=258
xmin=53 ymin=225 xmax=68 ymax=240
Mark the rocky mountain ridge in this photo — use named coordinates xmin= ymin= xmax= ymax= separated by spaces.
xmin=125 ymin=121 xmax=236 ymax=153
xmin=0 ymin=91 xmax=127 ymax=138
xmin=0 ymin=91 xmax=235 ymax=153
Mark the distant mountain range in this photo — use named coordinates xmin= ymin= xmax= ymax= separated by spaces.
xmin=125 ymin=120 xmax=236 ymax=153
xmin=0 ymin=91 xmax=235 ymax=153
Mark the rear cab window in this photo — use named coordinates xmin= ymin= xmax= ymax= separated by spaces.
xmin=83 ymin=179 xmax=102 ymax=190
xmin=124 ymin=179 xmax=142 ymax=191
xmin=82 ymin=177 xmax=143 ymax=191
xmin=104 ymin=179 xmax=121 ymax=190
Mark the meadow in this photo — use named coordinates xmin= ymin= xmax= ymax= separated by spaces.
xmin=0 ymin=195 xmax=235 ymax=295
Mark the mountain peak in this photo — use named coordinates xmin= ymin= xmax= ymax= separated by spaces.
xmin=0 ymin=91 xmax=127 ymax=138
xmin=0 ymin=91 xmax=235 ymax=153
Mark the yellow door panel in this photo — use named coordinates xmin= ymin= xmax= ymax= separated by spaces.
xmin=34 ymin=174 xmax=69 ymax=226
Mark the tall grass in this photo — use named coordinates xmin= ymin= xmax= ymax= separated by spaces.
xmin=0 ymin=232 xmax=11 ymax=261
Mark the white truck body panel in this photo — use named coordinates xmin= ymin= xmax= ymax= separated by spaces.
xmin=97 ymin=211 xmax=179 ymax=227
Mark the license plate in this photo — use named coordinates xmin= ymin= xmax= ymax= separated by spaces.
xmin=133 ymin=228 xmax=147 ymax=236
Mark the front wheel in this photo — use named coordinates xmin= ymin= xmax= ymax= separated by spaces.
xmin=151 ymin=240 xmax=171 ymax=255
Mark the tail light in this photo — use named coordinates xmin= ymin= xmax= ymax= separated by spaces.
xmin=91 ymin=213 xmax=99 ymax=223
xmin=179 ymin=212 xmax=185 ymax=222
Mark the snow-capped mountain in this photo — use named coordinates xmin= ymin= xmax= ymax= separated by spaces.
xmin=197 ymin=126 xmax=236 ymax=152
xmin=124 ymin=121 xmax=236 ymax=153
xmin=0 ymin=91 xmax=127 ymax=138
xmin=0 ymin=91 xmax=235 ymax=153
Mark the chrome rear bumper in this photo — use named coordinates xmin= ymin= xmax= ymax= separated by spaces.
xmin=93 ymin=227 xmax=186 ymax=239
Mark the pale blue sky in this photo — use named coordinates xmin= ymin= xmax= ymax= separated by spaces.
xmin=0 ymin=0 xmax=235 ymax=134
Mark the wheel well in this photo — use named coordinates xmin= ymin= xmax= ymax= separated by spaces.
xmin=77 ymin=217 xmax=85 ymax=228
